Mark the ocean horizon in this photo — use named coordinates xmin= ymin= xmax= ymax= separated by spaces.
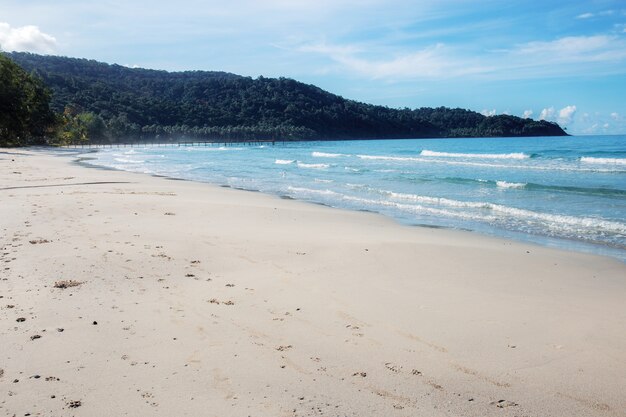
xmin=80 ymin=134 xmax=626 ymax=261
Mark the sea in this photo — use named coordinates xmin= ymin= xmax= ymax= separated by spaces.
xmin=81 ymin=135 xmax=626 ymax=261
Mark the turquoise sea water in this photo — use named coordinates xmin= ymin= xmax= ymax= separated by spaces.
xmin=83 ymin=135 xmax=626 ymax=260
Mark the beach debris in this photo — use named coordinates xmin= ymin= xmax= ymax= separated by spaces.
xmin=490 ymin=400 xmax=518 ymax=408
xmin=352 ymin=372 xmax=367 ymax=377
xmin=411 ymin=369 xmax=422 ymax=376
xmin=16 ymin=317 xmax=26 ymax=322
xmin=185 ymin=273 xmax=195 ymax=277
xmin=54 ymin=280 xmax=83 ymax=289
xmin=225 ymin=283 xmax=235 ymax=287
xmin=164 ymin=212 xmax=175 ymax=216
xmin=30 ymin=334 xmax=41 ymax=341
xmin=208 ymin=298 xmax=234 ymax=305
xmin=67 ymin=400 xmax=82 ymax=408
xmin=29 ymin=239 xmax=50 ymax=244
xmin=0 ymin=368 xmax=3 ymax=378
xmin=276 ymin=345 xmax=293 ymax=351
xmin=92 ymin=321 xmax=98 ymax=325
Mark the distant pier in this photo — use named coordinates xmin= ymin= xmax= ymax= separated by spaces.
xmin=67 ymin=139 xmax=283 ymax=149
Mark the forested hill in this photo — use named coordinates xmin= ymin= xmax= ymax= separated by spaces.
xmin=7 ymin=52 xmax=567 ymax=142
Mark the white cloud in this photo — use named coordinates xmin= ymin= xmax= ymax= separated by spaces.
xmin=481 ymin=109 xmax=496 ymax=117
xmin=582 ymin=123 xmax=599 ymax=134
xmin=576 ymin=10 xmax=613 ymax=19
xmin=610 ymin=112 xmax=620 ymax=120
xmin=558 ymin=105 xmax=577 ymax=125
xmin=603 ymin=123 xmax=610 ymax=128
xmin=0 ymin=22 xmax=57 ymax=53
xmin=540 ymin=105 xmax=576 ymax=126
xmin=513 ymin=35 xmax=626 ymax=63
xmin=539 ymin=107 xmax=555 ymax=121
xmin=522 ymin=109 xmax=533 ymax=119
xmin=298 ymin=33 xmax=626 ymax=82
xmin=299 ymin=41 xmax=491 ymax=79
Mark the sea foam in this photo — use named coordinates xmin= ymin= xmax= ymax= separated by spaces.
xmin=312 ymin=152 xmax=346 ymax=158
xmin=580 ymin=157 xmax=626 ymax=165
xmin=297 ymin=162 xmax=330 ymax=169
xmin=496 ymin=181 xmax=527 ymax=189
xmin=420 ymin=150 xmax=530 ymax=159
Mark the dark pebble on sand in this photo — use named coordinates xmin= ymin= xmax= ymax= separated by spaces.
xmin=92 ymin=321 xmax=98 ymax=325
xmin=16 ymin=317 xmax=25 ymax=322
xmin=30 ymin=335 xmax=41 ymax=340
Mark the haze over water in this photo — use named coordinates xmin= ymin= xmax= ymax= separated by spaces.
xmin=85 ymin=135 xmax=626 ymax=260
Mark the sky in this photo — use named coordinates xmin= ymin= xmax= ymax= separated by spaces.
xmin=1 ymin=0 xmax=626 ymax=135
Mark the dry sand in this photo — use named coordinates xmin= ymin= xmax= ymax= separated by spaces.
xmin=1 ymin=148 xmax=625 ymax=417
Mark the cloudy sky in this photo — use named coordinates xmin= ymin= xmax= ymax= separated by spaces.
xmin=1 ymin=0 xmax=625 ymax=135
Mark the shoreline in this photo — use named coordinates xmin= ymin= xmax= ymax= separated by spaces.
xmin=76 ymin=146 xmax=626 ymax=263
xmin=1 ymin=148 xmax=625 ymax=417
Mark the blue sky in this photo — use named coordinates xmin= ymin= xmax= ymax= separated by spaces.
xmin=1 ymin=0 xmax=626 ymax=134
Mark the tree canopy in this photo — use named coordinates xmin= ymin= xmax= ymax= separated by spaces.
xmin=4 ymin=52 xmax=567 ymax=144
xmin=0 ymin=54 xmax=57 ymax=146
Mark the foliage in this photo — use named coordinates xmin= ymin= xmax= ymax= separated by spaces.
xmin=0 ymin=54 xmax=57 ymax=146
xmin=5 ymin=52 xmax=567 ymax=143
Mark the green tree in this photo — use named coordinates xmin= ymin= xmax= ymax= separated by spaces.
xmin=44 ymin=108 xmax=110 ymax=146
xmin=78 ymin=112 xmax=107 ymax=141
xmin=0 ymin=54 xmax=56 ymax=146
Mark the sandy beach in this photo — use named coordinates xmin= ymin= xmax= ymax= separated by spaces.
xmin=1 ymin=148 xmax=625 ymax=417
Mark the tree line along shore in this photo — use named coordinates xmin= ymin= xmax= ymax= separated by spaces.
xmin=1 ymin=52 xmax=566 ymax=147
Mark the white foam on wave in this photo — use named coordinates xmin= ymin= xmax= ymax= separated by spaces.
xmin=357 ymin=154 xmax=622 ymax=173
xmin=287 ymin=186 xmax=340 ymax=197
xmin=314 ymin=178 xmax=334 ymax=183
xmin=114 ymin=157 xmax=145 ymax=164
xmin=580 ymin=157 xmax=626 ymax=165
xmin=297 ymin=162 xmax=330 ymax=169
xmin=496 ymin=181 xmax=526 ymax=189
xmin=285 ymin=185 xmax=626 ymax=236
xmin=275 ymin=159 xmax=295 ymax=165
xmin=380 ymin=190 xmax=626 ymax=233
xmin=357 ymin=154 xmax=420 ymax=162
xmin=421 ymin=150 xmax=530 ymax=159
xmin=384 ymin=191 xmax=491 ymax=209
xmin=312 ymin=151 xmax=346 ymax=158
